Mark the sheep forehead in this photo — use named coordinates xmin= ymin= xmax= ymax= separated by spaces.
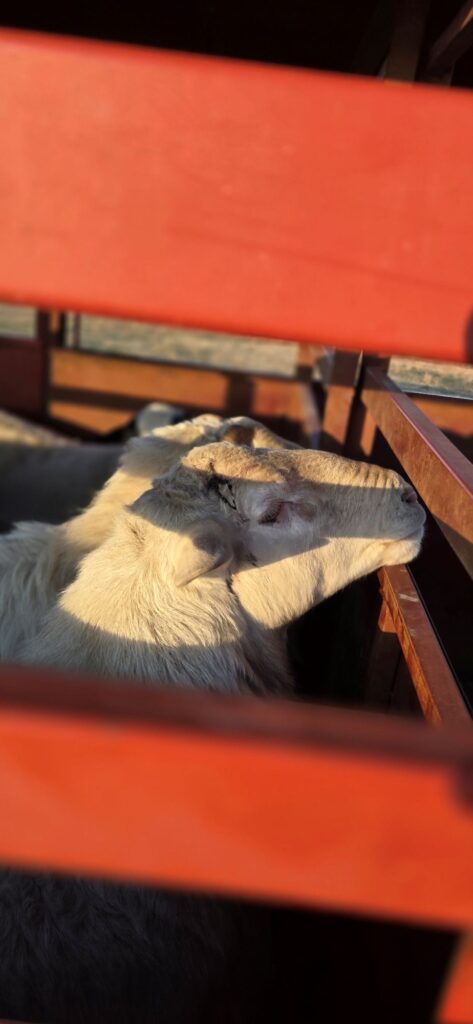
xmin=182 ymin=441 xmax=379 ymax=488
xmin=268 ymin=448 xmax=395 ymax=489
xmin=181 ymin=442 xmax=287 ymax=483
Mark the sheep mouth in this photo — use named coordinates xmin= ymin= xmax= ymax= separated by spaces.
xmin=402 ymin=522 xmax=425 ymax=541
xmin=398 ymin=505 xmax=426 ymax=541
xmin=383 ymin=523 xmax=425 ymax=547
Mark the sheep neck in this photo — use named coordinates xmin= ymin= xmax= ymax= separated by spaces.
xmin=35 ymin=532 xmax=293 ymax=696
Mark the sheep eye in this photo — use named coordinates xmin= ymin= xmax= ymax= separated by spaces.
xmin=220 ymin=483 xmax=237 ymax=510
xmin=259 ymin=501 xmax=284 ymax=525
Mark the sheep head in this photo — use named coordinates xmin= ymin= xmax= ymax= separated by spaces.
xmin=65 ymin=414 xmax=299 ymax=563
xmin=130 ymin=441 xmax=425 ymax=629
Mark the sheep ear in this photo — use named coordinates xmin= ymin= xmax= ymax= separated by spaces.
xmin=172 ymin=520 xmax=234 ymax=587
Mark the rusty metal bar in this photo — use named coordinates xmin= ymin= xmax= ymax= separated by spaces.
xmin=0 ymin=665 xmax=471 ymax=928
xmin=379 ymin=564 xmax=470 ymax=725
xmin=362 ymin=368 xmax=473 ymax=578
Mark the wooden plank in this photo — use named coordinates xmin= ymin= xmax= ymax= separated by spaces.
xmin=48 ymin=347 xmax=228 ymax=431
xmin=36 ymin=309 xmax=66 ymax=348
xmin=0 ymin=336 xmax=46 ymax=418
xmin=320 ymin=351 xmax=360 ymax=453
xmin=436 ymin=931 xmax=473 ymax=1023
xmin=427 ymin=2 xmax=473 ymax=77
xmin=362 ymin=368 xmax=473 ymax=577
xmin=49 ymin=348 xmax=228 ymax=411
xmin=412 ymin=395 xmax=473 ymax=463
xmin=346 ymin=401 xmax=379 ymax=460
xmin=1 ymin=31 xmax=473 ymax=362
xmin=363 ymin=600 xmax=402 ymax=709
xmin=379 ymin=564 xmax=470 ymax=724
xmin=412 ymin=395 xmax=473 ymax=439
xmin=0 ymin=666 xmax=472 ymax=929
xmin=296 ymin=382 xmax=322 ymax=447
xmin=48 ymin=347 xmax=307 ymax=435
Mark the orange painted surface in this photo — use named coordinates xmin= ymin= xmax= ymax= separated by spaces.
xmin=0 ymin=30 xmax=473 ymax=361
xmin=436 ymin=932 xmax=473 ymax=1023
xmin=0 ymin=695 xmax=471 ymax=929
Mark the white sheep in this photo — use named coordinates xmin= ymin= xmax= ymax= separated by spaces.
xmin=21 ymin=440 xmax=425 ymax=693
xmin=0 ymin=408 xmax=130 ymax=526
xmin=0 ymin=415 xmax=298 ymax=661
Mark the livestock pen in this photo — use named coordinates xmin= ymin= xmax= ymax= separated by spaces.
xmin=0 ymin=10 xmax=472 ymax=1023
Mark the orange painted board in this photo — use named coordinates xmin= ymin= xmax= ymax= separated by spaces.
xmin=0 ymin=30 xmax=473 ymax=361
xmin=0 ymin=667 xmax=472 ymax=929
xmin=436 ymin=932 xmax=473 ymax=1023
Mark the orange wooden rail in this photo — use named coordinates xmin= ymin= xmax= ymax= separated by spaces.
xmin=436 ymin=931 xmax=473 ymax=1023
xmin=1 ymin=29 xmax=473 ymax=362
xmin=361 ymin=368 xmax=473 ymax=576
xmin=379 ymin=564 xmax=470 ymax=724
xmin=0 ymin=666 xmax=472 ymax=930
xmin=322 ymin=357 xmax=473 ymax=723
xmin=46 ymin=346 xmax=314 ymax=435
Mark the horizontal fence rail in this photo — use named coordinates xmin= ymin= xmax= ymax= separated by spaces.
xmin=1 ymin=30 xmax=473 ymax=361
xmin=46 ymin=346 xmax=315 ymax=437
xmin=0 ymin=666 xmax=472 ymax=930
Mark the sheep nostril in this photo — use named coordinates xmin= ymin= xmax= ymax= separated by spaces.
xmin=401 ymin=485 xmax=417 ymax=506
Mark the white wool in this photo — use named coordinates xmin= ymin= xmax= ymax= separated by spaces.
xmin=21 ymin=441 xmax=425 ymax=695
xmin=0 ymin=416 xmax=298 ymax=661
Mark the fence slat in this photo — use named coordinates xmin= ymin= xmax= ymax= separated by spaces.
xmin=0 ymin=666 xmax=471 ymax=929
xmin=1 ymin=30 xmax=473 ymax=361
